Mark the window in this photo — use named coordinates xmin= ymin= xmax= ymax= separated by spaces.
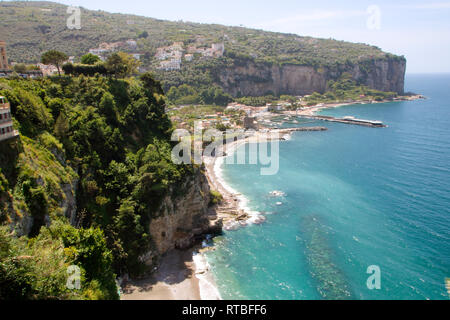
xmin=0 ymin=114 xmax=2 ymax=120
xmin=1 ymin=128 xmax=5 ymax=134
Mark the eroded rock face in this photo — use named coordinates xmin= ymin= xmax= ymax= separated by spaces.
xmin=217 ymin=57 xmax=406 ymax=97
xmin=148 ymin=168 xmax=221 ymax=257
xmin=357 ymin=59 xmax=406 ymax=94
xmin=61 ymin=180 xmax=78 ymax=226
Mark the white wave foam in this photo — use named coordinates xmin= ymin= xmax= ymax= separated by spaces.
xmin=269 ymin=190 xmax=286 ymax=197
xmin=193 ymin=252 xmax=222 ymax=300
xmin=213 ymin=155 xmax=265 ymax=227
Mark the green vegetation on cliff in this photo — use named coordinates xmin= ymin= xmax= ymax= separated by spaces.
xmin=0 ymin=1 xmax=392 ymax=66
xmin=304 ymin=74 xmax=398 ymax=106
xmin=0 ymin=73 xmax=194 ymax=299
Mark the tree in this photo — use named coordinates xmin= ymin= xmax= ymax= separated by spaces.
xmin=54 ymin=113 xmax=69 ymax=139
xmin=140 ymin=72 xmax=164 ymax=95
xmin=13 ymin=63 xmax=27 ymax=74
xmin=105 ymin=52 xmax=140 ymax=78
xmin=138 ymin=31 xmax=149 ymax=39
xmin=81 ymin=53 xmax=101 ymax=65
xmin=41 ymin=50 xmax=68 ymax=76
xmin=113 ymin=199 xmax=148 ymax=274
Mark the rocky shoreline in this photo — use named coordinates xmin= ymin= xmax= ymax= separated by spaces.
xmin=204 ymin=129 xmax=303 ymax=231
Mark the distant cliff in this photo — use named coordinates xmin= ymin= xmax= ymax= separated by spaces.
xmin=217 ymin=56 xmax=406 ymax=97
xmin=1 ymin=1 xmax=406 ymax=97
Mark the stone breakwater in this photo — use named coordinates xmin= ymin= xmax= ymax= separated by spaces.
xmin=279 ymin=127 xmax=328 ymax=133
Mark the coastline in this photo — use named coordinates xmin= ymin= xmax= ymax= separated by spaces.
xmin=194 ymin=129 xmax=301 ymax=300
xmin=195 ymin=97 xmax=426 ymax=299
xmin=204 ymin=129 xmax=300 ymax=231
xmin=120 ymin=131 xmax=289 ymax=301
xmin=121 ymin=247 xmax=221 ymax=300
xmin=285 ymin=94 xmax=425 ymax=117
xmin=121 ymin=249 xmax=201 ymax=300
xmin=120 ymin=96 xmax=425 ymax=301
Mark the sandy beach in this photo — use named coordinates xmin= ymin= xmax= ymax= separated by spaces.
xmin=121 ymin=247 xmax=221 ymax=300
xmin=121 ymin=249 xmax=201 ymax=300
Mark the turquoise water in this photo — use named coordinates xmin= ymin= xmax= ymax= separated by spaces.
xmin=205 ymin=74 xmax=450 ymax=300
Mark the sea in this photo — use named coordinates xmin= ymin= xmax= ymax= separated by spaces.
xmin=204 ymin=74 xmax=450 ymax=300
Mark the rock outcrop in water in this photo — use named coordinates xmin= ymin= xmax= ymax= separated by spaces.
xmin=217 ymin=57 xmax=406 ymax=97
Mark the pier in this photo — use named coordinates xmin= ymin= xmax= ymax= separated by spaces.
xmin=300 ymin=115 xmax=386 ymax=128
xmin=279 ymin=127 xmax=328 ymax=133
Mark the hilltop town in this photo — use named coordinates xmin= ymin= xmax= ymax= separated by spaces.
xmin=154 ymin=41 xmax=224 ymax=71
xmin=1 ymin=36 xmax=225 ymax=75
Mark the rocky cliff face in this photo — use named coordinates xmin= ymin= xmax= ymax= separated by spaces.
xmin=0 ymin=138 xmax=79 ymax=237
xmin=143 ymin=168 xmax=221 ymax=263
xmin=217 ymin=57 xmax=406 ymax=97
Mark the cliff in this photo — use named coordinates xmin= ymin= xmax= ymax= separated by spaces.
xmin=141 ymin=168 xmax=222 ymax=266
xmin=1 ymin=74 xmax=208 ymax=299
xmin=217 ymin=57 xmax=406 ymax=97
xmin=0 ymin=137 xmax=78 ymax=237
xmin=0 ymin=75 xmax=210 ymax=281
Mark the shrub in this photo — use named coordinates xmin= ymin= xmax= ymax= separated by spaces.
xmin=209 ymin=190 xmax=223 ymax=206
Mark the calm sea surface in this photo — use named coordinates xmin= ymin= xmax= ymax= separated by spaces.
xmin=205 ymin=74 xmax=450 ymax=300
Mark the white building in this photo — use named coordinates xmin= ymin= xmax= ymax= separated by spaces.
xmin=212 ymin=43 xmax=225 ymax=56
xmin=126 ymin=40 xmax=138 ymax=49
xmin=0 ymin=96 xmax=19 ymax=142
xmin=159 ymin=59 xmax=181 ymax=71
xmin=89 ymin=48 xmax=108 ymax=58
xmin=37 ymin=63 xmax=59 ymax=76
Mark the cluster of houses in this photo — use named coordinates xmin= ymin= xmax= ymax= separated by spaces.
xmin=155 ymin=41 xmax=225 ymax=71
xmin=171 ymin=100 xmax=290 ymax=132
xmin=171 ymin=111 xmax=234 ymax=130
xmin=88 ymin=39 xmax=141 ymax=61
xmin=186 ymin=42 xmax=225 ymax=58
xmin=2 ymin=36 xmax=227 ymax=76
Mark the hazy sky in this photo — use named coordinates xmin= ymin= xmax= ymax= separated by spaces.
xmin=20 ymin=0 xmax=450 ymax=73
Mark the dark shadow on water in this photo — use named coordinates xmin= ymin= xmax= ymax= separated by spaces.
xmin=300 ymin=214 xmax=355 ymax=300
